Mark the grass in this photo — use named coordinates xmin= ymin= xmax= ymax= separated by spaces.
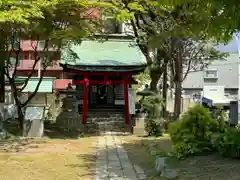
xmin=0 ymin=137 xmax=98 ymax=180
xmin=121 ymin=134 xmax=240 ymax=180
xmin=121 ymin=135 xmax=165 ymax=179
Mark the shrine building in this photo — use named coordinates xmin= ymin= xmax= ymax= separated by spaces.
xmin=59 ymin=36 xmax=147 ymax=126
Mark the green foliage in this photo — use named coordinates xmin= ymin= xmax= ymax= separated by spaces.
xmin=109 ymin=0 xmax=229 ymax=94
xmin=213 ymin=107 xmax=229 ymax=133
xmin=134 ymin=71 xmax=150 ymax=89
xmin=144 ymin=118 xmax=163 ymax=137
xmin=140 ymin=95 xmax=163 ymax=136
xmin=0 ymin=0 xmax=104 ymax=130
xmin=168 ymin=104 xmax=218 ymax=159
xmin=140 ymin=95 xmax=162 ymax=117
xmin=214 ymin=127 xmax=240 ymax=158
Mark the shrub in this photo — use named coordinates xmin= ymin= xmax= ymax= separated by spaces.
xmin=140 ymin=95 xmax=164 ymax=136
xmin=140 ymin=96 xmax=162 ymax=117
xmin=214 ymin=127 xmax=240 ymax=158
xmin=168 ymin=104 xmax=218 ymax=159
xmin=144 ymin=118 xmax=163 ymax=137
xmin=212 ymin=107 xmax=229 ymax=133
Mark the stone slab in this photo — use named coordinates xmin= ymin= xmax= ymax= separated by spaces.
xmin=155 ymin=157 xmax=167 ymax=172
xmin=95 ymin=131 xmax=146 ymax=180
xmin=134 ymin=164 xmax=145 ymax=175
xmin=108 ymin=155 xmax=119 ymax=161
xmin=161 ymin=168 xmax=180 ymax=179
xmin=108 ymin=161 xmax=122 ymax=168
xmin=121 ymin=162 xmax=133 ymax=169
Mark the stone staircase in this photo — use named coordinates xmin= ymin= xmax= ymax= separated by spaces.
xmin=87 ymin=106 xmax=125 ymax=122
xmin=85 ymin=106 xmax=129 ymax=133
xmin=54 ymin=97 xmax=131 ymax=133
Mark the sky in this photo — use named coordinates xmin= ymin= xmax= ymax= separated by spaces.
xmin=216 ymin=36 xmax=239 ymax=53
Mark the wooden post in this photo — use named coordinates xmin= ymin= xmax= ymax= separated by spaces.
xmin=82 ymin=77 xmax=89 ymax=124
xmin=104 ymin=75 xmax=108 ymax=84
xmin=123 ymin=76 xmax=130 ymax=124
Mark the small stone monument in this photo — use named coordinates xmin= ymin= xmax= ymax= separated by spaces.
xmin=62 ymin=83 xmax=76 ymax=111
xmin=23 ymin=106 xmax=45 ymax=137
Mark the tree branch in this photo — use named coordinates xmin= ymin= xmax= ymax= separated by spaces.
xmin=19 ymin=38 xmax=49 ymax=92
xmin=21 ymin=39 xmax=60 ymax=107
xmin=20 ymin=68 xmax=47 ymax=107
xmin=19 ymin=57 xmax=40 ymax=92
xmin=12 ymin=37 xmax=21 ymax=78
xmin=182 ymin=57 xmax=192 ymax=81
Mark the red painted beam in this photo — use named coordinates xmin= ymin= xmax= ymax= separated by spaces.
xmin=69 ymin=70 xmax=135 ymax=76
xmin=73 ymin=80 xmax=138 ymax=85
xmin=82 ymin=77 xmax=89 ymax=124
xmin=124 ymin=76 xmax=130 ymax=125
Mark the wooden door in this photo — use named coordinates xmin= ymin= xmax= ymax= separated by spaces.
xmin=89 ymin=85 xmax=97 ymax=105
xmin=107 ymin=85 xmax=115 ymax=105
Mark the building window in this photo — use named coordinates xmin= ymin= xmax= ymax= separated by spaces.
xmin=41 ymin=55 xmax=53 ymax=67
xmin=103 ymin=17 xmax=122 ymax=34
xmin=41 ymin=55 xmax=47 ymax=64
xmin=18 ymin=55 xmax=24 ymax=66
xmin=38 ymin=40 xmax=46 ymax=49
xmin=122 ymin=21 xmax=133 ymax=35
xmin=7 ymin=38 xmax=20 ymax=49
xmin=9 ymin=55 xmax=24 ymax=66
xmin=9 ymin=56 xmax=16 ymax=66
xmin=204 ymin=69 xmax=218 ymax=79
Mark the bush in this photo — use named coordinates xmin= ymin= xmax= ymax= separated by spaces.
xmin=168 ymin=104 xmax=218 ymax=159
xmin=212 ymin=107 xmax=229 ymax=133
xmin=139 ymin=95 xmax=164 ymax=136
xmin=214 ymin=127 xmax=240 ymax=158
xmin=144 ymin=118 xmax=163 ymax=137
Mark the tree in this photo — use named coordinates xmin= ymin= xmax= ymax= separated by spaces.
xmin=169 ymin=38 xmax=227 ymax=119
xmin=170 ymin=0 xmax=240 ymax=39
xmin=2 ymin=0 xmax=102 ymax=132
xmin=106 ymin=0 xmax=224 ymax=91
xmin=107 ymin=0 xmax=230 ymax=119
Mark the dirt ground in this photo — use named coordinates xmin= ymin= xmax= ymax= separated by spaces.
xmin=0 ymin=137 xmax=98 ymax=180
xmin=2 ymin=133 xmax=240 ymax=180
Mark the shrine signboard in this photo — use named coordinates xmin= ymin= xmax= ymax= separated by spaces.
xmin=24 ymin=106 xmax=45 ymax=120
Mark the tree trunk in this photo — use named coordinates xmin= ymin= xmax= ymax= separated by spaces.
xmin=150 ymin=68 xmax=161 ymax=91
xmin=10 ymin=80 xmax=24 ymax=134
xmin=173 ymin=40 xmax=183 ymax=120
xmin=149 ymin=48 xmax=166 ymax=91
xmin=162 ymin=65 xmax=168 ymax=118
xmin=16 ymin=104 xmax=24 ymax=135
xmin=174 ymin=81 xmax=182 ymax=119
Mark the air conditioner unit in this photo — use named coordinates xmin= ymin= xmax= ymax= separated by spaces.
xmin=121 ymin=21 xmax=134 ymax=35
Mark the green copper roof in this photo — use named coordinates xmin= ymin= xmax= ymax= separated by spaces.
xmin=60 ymin=39 xmax=147 ymax=66
xmin=16 ymin=77 xmax=55 ymax=93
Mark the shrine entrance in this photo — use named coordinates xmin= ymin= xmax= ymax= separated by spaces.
xmin=89 ymin=85 xmax=115 ymax=106
xmin=73 ymin=72 xmax=138 ymax=125
xmin=97 ymin=85 xmax=107 ymax=105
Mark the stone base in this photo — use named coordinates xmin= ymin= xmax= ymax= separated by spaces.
xmin=23 ymin=119 xmax=44 ymax=137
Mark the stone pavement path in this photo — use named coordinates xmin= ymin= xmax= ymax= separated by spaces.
xmin=94 ymin=132 xmax=146 ymax=180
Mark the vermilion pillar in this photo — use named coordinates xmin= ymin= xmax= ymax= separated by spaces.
xmin=123 ymin=76 xmax=130 ymax=124
xmin=82 ymin=77 xmax=89 ymax=124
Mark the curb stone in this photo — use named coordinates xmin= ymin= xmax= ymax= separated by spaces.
xmin=151 ymin=151 xmax=180 ymax=179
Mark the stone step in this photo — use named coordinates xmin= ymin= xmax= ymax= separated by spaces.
xmin=87 ymin=113 xmax=124 ymax=118
xmin=88 ymin=107 xmax=124 ymax=112
xmin=88 ymin=118 xmax=124 ymax=123
xmin=87 ymin=111 xmax=124 ymax=115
